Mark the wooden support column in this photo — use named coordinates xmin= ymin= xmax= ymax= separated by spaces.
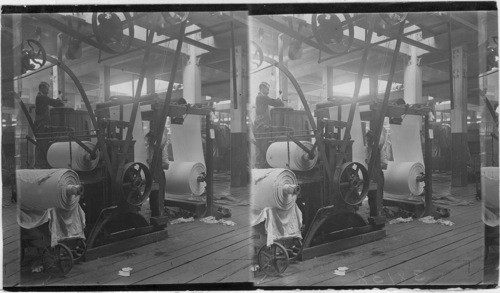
xmin=146 ymin=74 xmax=156 ymax=95
xmin=56 ymin=34 xmax=65 ymax=102
xmin=230 ymin=45 xmax=249 ymax=187
xmin=322 ymin=66 xmax=333 ymax=101
xmin=369 ymin=75 xmax=378 ymax=101
xmin=451 ymin=46 xmax=469 ymax=186
xmin=478 ymin=11 xmax=498 ymax=168
xmin=99 ymin=65 xmax=110 ymax=102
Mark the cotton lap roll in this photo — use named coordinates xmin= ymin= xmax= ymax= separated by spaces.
xmin=17 ymin=169 xmax=82 ymax=211
xmin=383 ymin=162 xmax=425 ymax=196
xmin=47 ymin=141 xmax=100 ymax=171
xmin=164 ymin=162 xmax=206 ymax=196
xmin=251 ymin=168 xmax=300 ymax=210
xmin=266 ymin=141 xmax=318 ymax=171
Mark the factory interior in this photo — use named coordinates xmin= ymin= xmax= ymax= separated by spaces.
xmin=1 ymin=6 xmax=499 ymax=289
xmin=2 ymin=11 xmax=252 ymax=286
xmin=248 ymin=11 xmax=498 ymax=287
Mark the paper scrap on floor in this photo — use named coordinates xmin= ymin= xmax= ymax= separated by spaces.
xmin=334 ymin=266 xmax=349 ymax=276
xmin=388 ymin=217 xmax=414 ymax=224
xmin=170 ymin=217 xmax=194 ymax=225
xmin=118 ymin=267 xmax=133 ymax=277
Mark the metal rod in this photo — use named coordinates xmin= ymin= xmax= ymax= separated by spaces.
xmin=43 ymin=55 xmax=113 ymax=175
xmin=423 ymin=114 xmax=434 ymax=216
xmin=367 ymin=20 xmax=406 ymax=180
xmin=318 ymin=21 xmax=447 ymax=64
xmin=119 ymin=27 xmax=156 ymax=177
xmin=98 ymin=27 xmax=203 ymax=64
xmin=204 ymin=114 xmax=214 ymax=217
xmin=340 ymin=15 xmax=375 ymax=155
xmin=262 ymin=56 xmax=333 ymax=182
xmin=149 ymin=18 xmax=188 ymax=181
xmin=35 ymin=15 xmax=113 ymax=54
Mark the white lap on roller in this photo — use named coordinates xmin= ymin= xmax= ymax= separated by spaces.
xmin=389 ymin=116 xmax=424 ymax=165
xmin=481 ymin=167 xmax=499 ymax=227
xmin=266 ymin=141 xmax=318 ymax=171
xmin=383 ymin=162 xmax=425 ymax=196
xmin=251 ymin=168 xmax=300 ymax=210
xmin=17 ymin=169 xmax=82 ymax=211
xmin=164 ymin=162 xmax=206 ymax=196
xmin=47 ymin=141 xmax=100 ymax=171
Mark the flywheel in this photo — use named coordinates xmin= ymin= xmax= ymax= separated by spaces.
xmin=120 ymin=162 xmax=152 ymax=206
xmin=334 ymin=162 xmax=369 ymax=205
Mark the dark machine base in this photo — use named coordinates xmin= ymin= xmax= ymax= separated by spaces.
xmin=300 ymin=229 xmax=386 ymax=261
xmin=383 ymin=197 xmax=426 ymax=218
xmin=165 ymin=198 xmax=206 ymax=218
xmin=84 ymin=228 xmax=169 ymax=261
xmin=383 ymin=197 xmax=451 ymax=219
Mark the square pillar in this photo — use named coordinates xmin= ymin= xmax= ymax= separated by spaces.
xmin=451 ymin=46 xmax=469 ymax=187
xmin=230 ymin=45 xmax=249 ymax=187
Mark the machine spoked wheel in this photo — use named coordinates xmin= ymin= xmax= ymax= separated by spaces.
xmin=335 ymin=162 xmax=369 ymax=206
xmin=92 ymin=12 xmax=134 ymax=54
xmin=258 ymin=243 xmax=289 ymax=277
xmin=43 ymin=244 xmax=74 ymax=276
xmin=380 ymin=13 xmax=408 ymax=26
xmin=161 ymin=12 xmax=190 ymax=25
xmin=120 ymin=162 xmax=152 ymax=206
xmin=311 ymin=13 xmax=354 ymax=54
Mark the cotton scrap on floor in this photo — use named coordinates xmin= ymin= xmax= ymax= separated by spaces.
xmin=388 ymin=217 xmax=414 ymax=224
xmin=170 ymin=217 xmax=194 ymax=225
xmin=200 ymin=216 xmax=236 ymax=226
xmin=418 ymin=216 xmax=454 ymax=226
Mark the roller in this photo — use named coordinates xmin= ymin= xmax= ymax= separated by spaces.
xmin=164 ymin=162 xmax=206 ymax=196
xmin=17 ymin=169 xmax=83 ymax=211
xmin=481 ymin=167 xmax=499 ymax=227
xmin=383 ymin=162 xmax=425 ymax=196
xmin=266 ymin=141 xmax=318 ymax=171
xmin=47 ymin=141 xmax=100 ymax=171
xmin=251 ymin=168 xmax=300 ymax=210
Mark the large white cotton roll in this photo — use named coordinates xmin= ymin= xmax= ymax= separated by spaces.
xmin=17 ymin=169 xmax=82 ymax=211
xmin=482 ymin=167 xmax=499 ymax=227
xmin=383 ymin=162 xmax=425 ymax=196
xmin=164 ymin=162 xmax=207 ymax=196
xmin=266 ymin=141 xmax=318 ymax=171
xmin=251 ymin=168 xmax=300 ymax=210
xmin=47 ymin=141 xmax=100 ymax=171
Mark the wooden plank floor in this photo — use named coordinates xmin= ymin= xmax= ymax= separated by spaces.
xmin=13 ymin=172 xmax=252 ymax=287
xmin=256 ymin=172 xmax=485 ymax=287
xmin=2 ymin=186 xmax=20 ymax=288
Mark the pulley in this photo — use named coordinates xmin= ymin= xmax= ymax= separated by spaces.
xmin=311 ymin=14 xmax=354 ymax=54
xmin=161 ymin=12 xmax=189 ymax=25
xmin=119 ymin=162 xmax=152 ymax=206
xmin=250 ymin=41 xmax=264 ymax=70
xmin=334 ymin=162 xmax=369 ymax=206
xmin=21 ymin=39 xmax=46 ymax=74
xmin=487 ymin=36 xmax=498 ymax=72
xmin=379 ymin=13 xmax=408 ymax=27
xmin=92 ymin=12 xmax=134 ymax=54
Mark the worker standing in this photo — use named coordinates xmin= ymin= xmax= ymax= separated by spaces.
xmin=253 ymin=82 xmax=284 ymax=168
xmin=33 ymin=81 xmax=65 ymax=168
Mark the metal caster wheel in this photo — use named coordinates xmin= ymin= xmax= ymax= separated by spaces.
xmin=257 ymin=242 xmax=289 ymax=277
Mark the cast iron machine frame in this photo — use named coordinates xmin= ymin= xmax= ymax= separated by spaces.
xmin=252 ymin=14 xmax=408 ymax=260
